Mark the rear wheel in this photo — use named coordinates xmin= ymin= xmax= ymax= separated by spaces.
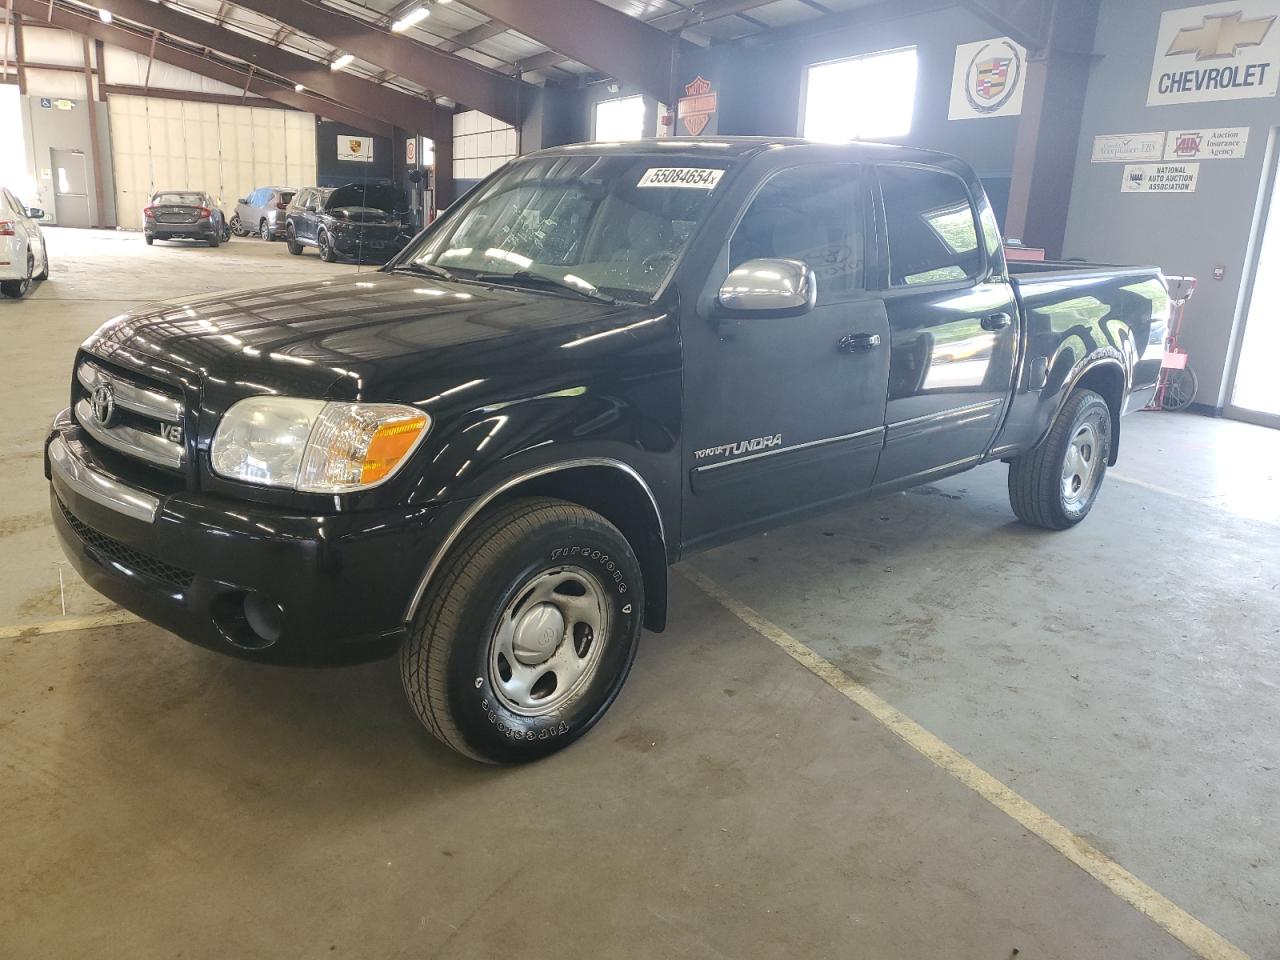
xmin=260 ymin=219 xmax=273 ymax=242
xmin=145 ymin=235 xmax=154 ymax=245
xmin=1008 ymin=388 xmax=1112 ymax=530
xmin=229 ymin=214 xmax=246 ymax=237
xmin=1 ymin=252 xmax=34 ymax=298
xmin=318 ymin=230 xmax=336 ymax=263
xmin=34 ymin=247 xmax=49 ymax=280
xmin=286 ymin=225 xmax=303 ymax=256
xmin=400 ymin=498 xmax=644 ymax=764
xmin=1160 ymin=366 xmax=1198 ymax=411
xmin=208 ymin=232 xmax=220 ymax=248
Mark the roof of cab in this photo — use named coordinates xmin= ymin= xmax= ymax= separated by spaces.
xmin=526 ymin=136 xmax=957 ymax=167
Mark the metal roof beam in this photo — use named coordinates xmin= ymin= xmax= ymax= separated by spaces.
xmin=229 ymin=0 xmax=528 ymax=124
xmin=955 ymin=0 xmax=1053 ymax=52
xmin=64 ymin=0 xmax=447 ymax=136
xmin=459 ymin=0 xmax=687 ymax=102
xmin=10 ymin=0 xmax=394 ymax=135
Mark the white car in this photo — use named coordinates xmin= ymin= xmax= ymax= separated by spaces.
xmin=1 ymin=187 xmax=49 ymax=299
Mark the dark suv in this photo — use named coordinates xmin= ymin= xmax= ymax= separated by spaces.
xmin=285 ymin=182 xmax=410 ymax=263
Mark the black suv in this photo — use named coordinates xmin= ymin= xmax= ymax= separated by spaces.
xmin=285 ymin=182 xmax=410 ymax=263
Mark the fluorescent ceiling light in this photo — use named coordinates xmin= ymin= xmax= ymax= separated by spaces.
xmin=391 ymin=6 xmax=430 ymax=31
xmin=331 ymin=53 xmax=355 ymax=70
xmin=294 ymin=83 xmax=305 ymax=92
xmin=98 ymin=8 xmax=112 ymax=22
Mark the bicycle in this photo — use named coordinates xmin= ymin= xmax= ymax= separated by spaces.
xmin=1148 ymin=275 xmax=1198 ymax=412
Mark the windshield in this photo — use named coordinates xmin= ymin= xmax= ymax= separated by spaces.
xmin=153 ymin=192 xmax=204 ymax=206
xmin=328 ymin=183 xmax=406 ymax=212
xmin=404 ymin=154 xmax=731 ymax=302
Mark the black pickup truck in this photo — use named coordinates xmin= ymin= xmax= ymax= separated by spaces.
xmin=46 ymin=139 xmax=1170 ymax=763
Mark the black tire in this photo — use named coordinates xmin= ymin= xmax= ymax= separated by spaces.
xmin=318 ymin=230 xmax=336 ymax=263
xmin=208 ymin=233 xmax=220 ymax=248
xmin=1008 ymin=388 xmax=1112 ymax=530
xmin=34 ymin=247 xmax=49 ymax=280
xmin=260 ymin=219 xmax=273 ymax=242
xmin=230 ymin=214 xmax=246 ymax=237
xmin=1 ymin=253 xmax=34 ymax=299
xmin=144 ymin=235 xmax=154 ymax=245
xmin=286 ymin=225 xmax=303 ymax=255
xmin=401 ymin=497 xmax=644 ymax=764
xmin=1160 ymin=366 xmax=1198 ymax=411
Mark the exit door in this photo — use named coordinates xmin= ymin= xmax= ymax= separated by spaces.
xmin=52 ymin=149 xmax=91 ymax=228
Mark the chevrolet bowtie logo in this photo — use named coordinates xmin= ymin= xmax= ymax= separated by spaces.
xmin=1167 ymin=11 xmax=1276 ymax=61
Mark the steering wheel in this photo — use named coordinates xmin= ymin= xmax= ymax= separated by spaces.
xmin=641 ymin=250 xmax=676 ymax=275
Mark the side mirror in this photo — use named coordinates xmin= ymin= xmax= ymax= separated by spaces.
xmin=26 ymin=207 xmax=45 ymax=219
xmin=238 ymin=197 xmax=248 ymax=204
xmin=716 ymin=258 xmax=817 ymax=318
xmin=305 ymin=204 xmax=318 ymax=213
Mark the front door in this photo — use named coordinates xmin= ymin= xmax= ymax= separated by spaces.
xmin=52 ymin=149 xmax=91 ymax=228
xmin=871 ymin=163 xmax=1018 ymax=489
xmin=681 ymin=163 xmax=891 ymax=551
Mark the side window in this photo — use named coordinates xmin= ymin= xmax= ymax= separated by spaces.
xmin=879 ymin=165 xmax=981 ymax=287
xmin=729 ymin=164 xmax=864 ymax=304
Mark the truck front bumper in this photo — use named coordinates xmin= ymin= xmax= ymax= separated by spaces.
xmin=46 ymin=410 xmax=445 ymax=665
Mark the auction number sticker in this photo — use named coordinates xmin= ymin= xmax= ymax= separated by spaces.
xmin=637 ymin=167 xmax=724 ymax=189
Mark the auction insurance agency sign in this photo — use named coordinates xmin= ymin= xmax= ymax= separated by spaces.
xmin=1148 ymin=1 xmax=1280 ymax=105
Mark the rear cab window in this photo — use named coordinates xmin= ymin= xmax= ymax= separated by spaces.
xmin=878 ymin=165 xmax=982 ymax=287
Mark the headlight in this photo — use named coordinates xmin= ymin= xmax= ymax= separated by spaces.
xmin=210 ymin=396 xmax=430 ymax=493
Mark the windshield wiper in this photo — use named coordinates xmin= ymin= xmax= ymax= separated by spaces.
xmin=473 ymin=270 xmax=616 ymax=304
xmin=391 ymin=262 xmax=458 ymax=282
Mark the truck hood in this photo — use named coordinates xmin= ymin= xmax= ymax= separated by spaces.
xmin=83 ymin=272 xmax=660 ymax=402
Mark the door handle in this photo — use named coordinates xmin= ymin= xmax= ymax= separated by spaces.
xmin=981 ymin=312 xmax=1013 ymax=331
xmin=838 ymin=333 xmax=882 ymax=353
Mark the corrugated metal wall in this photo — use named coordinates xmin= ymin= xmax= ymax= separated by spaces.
xmin=108 ymin=94 xmax=316 ymax=230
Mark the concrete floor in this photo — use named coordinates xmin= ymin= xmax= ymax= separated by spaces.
xmin=2 ymin=229 xmax=1277 ymax=959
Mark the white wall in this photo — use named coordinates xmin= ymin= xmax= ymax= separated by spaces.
xmin=453 ymin=110 xmax=517 ymax=182
xmin=108 ymin=94 xmax=316 ymax=230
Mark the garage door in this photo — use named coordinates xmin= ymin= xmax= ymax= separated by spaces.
xmin=108 ymin=94 xmax=316 ymax=230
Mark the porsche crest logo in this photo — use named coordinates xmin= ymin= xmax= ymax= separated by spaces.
xmin=349 ymin=139 xmax=364 ymax=154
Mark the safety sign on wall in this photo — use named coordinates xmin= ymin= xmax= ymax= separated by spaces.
xmin=949 ymin=36 xmax=1027 ymax=120
xmin=1148 ymin=1 xmax=1280 ymax=106
xmin=1120 ymin=163 xmax=1201 ymax=193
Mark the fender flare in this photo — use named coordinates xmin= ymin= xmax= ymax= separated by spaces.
xmin=401 ymin=457 xmax=667 ymax=626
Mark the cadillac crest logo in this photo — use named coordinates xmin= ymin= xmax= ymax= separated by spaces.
xmin=677 ymin=76 xmax=718 ymax=136
xmin=964 ymin=40 xmax=1023 ymax=113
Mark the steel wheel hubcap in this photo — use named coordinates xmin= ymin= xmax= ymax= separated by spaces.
xmin=1062 ymin=420 xmax=1102 ymax=506
xmin=489 ymin=565 xmax=608 ymax=716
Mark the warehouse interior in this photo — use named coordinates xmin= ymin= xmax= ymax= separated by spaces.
xmin=1 ymin=1 xmax=1277 ymax=958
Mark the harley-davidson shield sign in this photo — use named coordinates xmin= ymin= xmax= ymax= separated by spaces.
xmin=677 ymin=76 xmax=718 ymax=136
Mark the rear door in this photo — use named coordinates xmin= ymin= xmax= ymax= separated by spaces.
xmin=871 ymin=163 xmax=1018 ymax=489
xmin=681 ymin=162 xmax=891 ymax=550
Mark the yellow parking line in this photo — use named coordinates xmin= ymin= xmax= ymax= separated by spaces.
xmin=680 ymin=567 xmax=1250 ymax=960
xmin=0 ymin=610 xmax=141 ymax=640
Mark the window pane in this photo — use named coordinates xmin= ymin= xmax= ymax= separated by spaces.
xmin=730 ymin=165 xmax=864 ymax=304
xmin=594 ymin=96 xmax=647 ymax=141
xmin=880 ymin=166 xmax=981 ymax=287
xmin=803 ymin=48 xmax=917 ymax=141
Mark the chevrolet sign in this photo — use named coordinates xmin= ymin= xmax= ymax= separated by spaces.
xmin=1148 ymin=2 xmax=1280 ymax=106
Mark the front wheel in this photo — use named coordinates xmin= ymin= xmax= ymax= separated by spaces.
xmin=0 ymin=253 xmax=34 ymax=299
xmin=400 ymin=498 xmax=644 ymax=764
xmin=1008 ymin=388 xmax=1112 ymax=530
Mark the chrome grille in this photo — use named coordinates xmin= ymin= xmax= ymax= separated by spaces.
xmin=75 ymin=360 xmax=185 ymax=471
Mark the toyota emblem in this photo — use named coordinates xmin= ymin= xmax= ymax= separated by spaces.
xmin=90 ymin=383 xmax=116 ymax=426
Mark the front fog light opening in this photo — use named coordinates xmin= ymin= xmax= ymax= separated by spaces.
xmin=213 ymin=591 xmax=285 ymax=650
